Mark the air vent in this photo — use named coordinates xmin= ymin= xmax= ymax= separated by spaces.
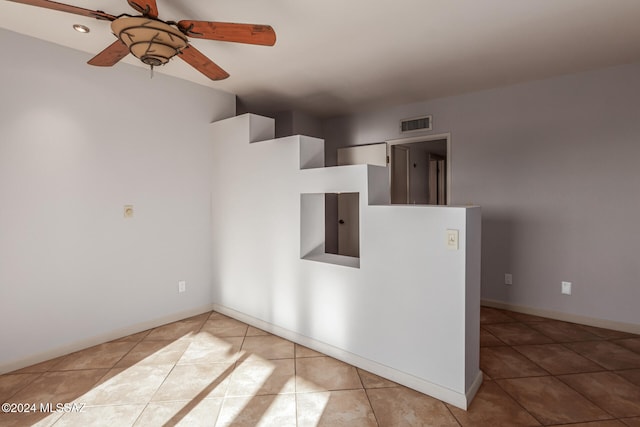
xmin=400 ymin=115 xmax=432 ymax=133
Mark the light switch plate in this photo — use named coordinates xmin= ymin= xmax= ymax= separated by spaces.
xmin=561 ymin=281 xmax=572 ymax=295
xmin=446 ymin=229 xmax=459 ymax=250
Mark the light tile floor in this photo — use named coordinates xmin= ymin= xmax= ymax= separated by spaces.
xmin=1 ymin=307 xmax=640 ymax=426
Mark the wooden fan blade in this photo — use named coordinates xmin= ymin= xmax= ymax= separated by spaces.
xmin=6 ymin=0 xmax=115 ymax=20
xmin=127 ymin=0 xmax=158 ymax=18
xmin=178 ymin=21 xmax=276 ymax=46
xmin=87 ymin=39 xmax=130 ymax=67
xmin=178 ymin=45 xmax=229 ymax=81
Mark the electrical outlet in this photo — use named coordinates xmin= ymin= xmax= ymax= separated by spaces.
xmin=178 ymin=280 xmax=186 ymax=293
xmin=505 ymin=273 xmax=513 ymax=285
xmin=561 ymin=281 xmax=572 ymax=295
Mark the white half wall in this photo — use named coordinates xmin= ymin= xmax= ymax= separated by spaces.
xmin=323 ymin=61 xmax=640 ymax=329
xmin=210 ymin=114 xmax=482 ymax=408
xmin=0 ymin=29 xmax=236 ymax=372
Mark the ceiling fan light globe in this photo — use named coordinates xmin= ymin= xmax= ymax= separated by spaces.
xmin=111 ymin=17 xmax=187 ymax=66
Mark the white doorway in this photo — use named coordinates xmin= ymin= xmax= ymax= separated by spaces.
xmin=387 ymin=133 xmax=451 ymax=205
xmin=337 ymin=193 xmax=359 ymax=257
xmin=390 ymin=145 xmax=409 ymax=204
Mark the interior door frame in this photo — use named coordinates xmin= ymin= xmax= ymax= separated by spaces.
xmin=390 ymin=145 xmax=410 ymax=204
xmin=386 ymin=132 xmax=452 ymax=205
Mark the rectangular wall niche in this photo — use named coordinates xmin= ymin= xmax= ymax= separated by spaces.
xmin=300 ymin=192 xmax=360 ymax=268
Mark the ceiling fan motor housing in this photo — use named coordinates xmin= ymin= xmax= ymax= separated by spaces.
xmin=111 ymin=17 xmax=188 ymax=66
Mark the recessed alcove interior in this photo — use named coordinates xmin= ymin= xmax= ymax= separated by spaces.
xmin=300 ymin=192 xmax=360 ymax=268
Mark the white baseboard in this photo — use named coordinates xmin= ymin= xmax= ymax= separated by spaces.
xmin=213 ymin=303 xmax=477 ymax=410
xmin=482 ymin=299 xmax=640 ymax=335
xmin=466 ymin=370 xmax=484 ymax=408
xmin=0 ymin=304 xmax=215 ymax=375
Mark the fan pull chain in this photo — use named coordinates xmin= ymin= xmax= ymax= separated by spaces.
xmin=150 ymin=64 xmax=154 ymax=79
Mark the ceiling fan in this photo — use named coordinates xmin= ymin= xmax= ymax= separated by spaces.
xmin=7 ymin=0 xmax=276 ymax=80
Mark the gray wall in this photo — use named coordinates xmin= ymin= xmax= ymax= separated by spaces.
xmin=407 ymin=143 xmax=430 ymax=204
xmin=0 ymin=29 xmax=235 ymax=369
xmin=274 ymin=110 xmax=324 ymax=139
xmin=323 ymin=62 xmax=640 ymax=326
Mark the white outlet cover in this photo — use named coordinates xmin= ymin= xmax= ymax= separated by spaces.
xmin=561 ymin=281 xmax=572 ymax=295
xmin=505 ymin=273 xmax=513 ymax=285
xmin=178 ymin=281 xmax=186 ymax=293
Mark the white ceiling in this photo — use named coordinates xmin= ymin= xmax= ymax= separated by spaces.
xmin=2 ymin=0 xmax=640 ymax=118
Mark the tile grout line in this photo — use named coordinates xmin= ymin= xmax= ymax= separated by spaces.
xmin=355 ymin=368 xmax=381 ymax=427
xmin=131 ymin=313 xmax=208 ymax=426
xmin=482 ymin=309 xmax=640 ymax=425
xmin=442 ymin=400 xmax=463 ymax=426
xmin=489 ymin=369 xmax=547 ymax=426
xmin=294 ymin=342 xmax=298 ymax=427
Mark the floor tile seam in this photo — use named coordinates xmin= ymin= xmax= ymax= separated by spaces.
xmin=488 ymin=372 xmax=552 ymax=381
xmin=174 ymin=357 xmax=242 ymax=367
xmin=225 ymin=390 xmax=297 ymax=399
xmin=211 ymin=394 xmax=224 ymax=427
xmin=526 ymin=329 xmax=601 ymax=344
xmin=38 ymin=368 xmax=118 ymax=409
xmin=243 ymin=355 xmax=296 ymax=362
xmin=146 ymin=360 xmax=181 ymax=405
xmin=205 ymin=334 xmax=248 ymax=339
xmin=129 ymin=401 xmax=150 ymax=427
xmin=514 ymin=374 xmax=619 ymax=424
xmin=107 ymin=340 xmax=148 ymax=373
xmin=482 ymin=331 xmax=559 ymax=346
xmin=46 ymin=354 xmax=73 ymax=372
xmin=145 ymin=397 xmax=225 ymax=404
xmin=74 ymin=401 xmax=148 ymax=409
xmin=508 ymin=344 xmax=608 ymax=376
xmin=506 ymin=345 xmax=554 ymax=377
xmin=293 ymin=342 xmax=299 ymax=427
xmin=481 ymin=345 xmax=552 ymax=377
xmin=480 ymin=320 xmax=520 ymax=326
xmin=551 ymin=374 xmax=620 ymax=421
xmin=157 ymin=358 xmax=239 ymax=426
xmin=362 ymin=384 xmax=402 ymax=390
xmin=116 ymin=328 xmax=153 ymax=343
xmin=222 ymin=333 xmax=249 ymax=402
xmin=214 ymin=391 xmax=273 ymax=426
xmin=441 ymin=399 xmax=464 ymax=426
xmin=361 ymin=388 xmax=382 ymax=426
xmin=37 ymin=366 xmax=113 ymax=384
xmin=294 ymin=386 xmax=366 ymax=395
xmin=110 ymin=336 xmax=147 ymax=343
xmin=556 ymin=370 xmax=640 ymax=413
xmin=141 ymin=337 xmax=195 ymax=342
xmin=0 ymin=371 xmax=46 ymax=404
xmin=491 ymin=376 xmax=549 ymax=426
xmin=354 ymin=364 xmax=365 ymax=391
xmin=554 ymin=342 xmax=613 ymax=370
xmin=612 ymin=342 xmax=640 ymax=356
xmin=192 ymin=319 xmax=209 ymax=336
xmin=563 ymin=349 xmax=624 ymax=371
xmin=295 ymin=355 xmax=327 ymax=360
xmin=615 ymin=368 xmax=640 ymax=378
xmin=480 ymin=327 xmax=508 ymax=346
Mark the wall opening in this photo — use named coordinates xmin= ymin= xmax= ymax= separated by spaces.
xmin=301 ymin=192 xmax=360 ymax=268
xmin=387 ymin=134 xmax=450 ymax=205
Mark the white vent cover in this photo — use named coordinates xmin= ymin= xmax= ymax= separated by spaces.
xmin=400 ymin=115 xmax=432 ymax=132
